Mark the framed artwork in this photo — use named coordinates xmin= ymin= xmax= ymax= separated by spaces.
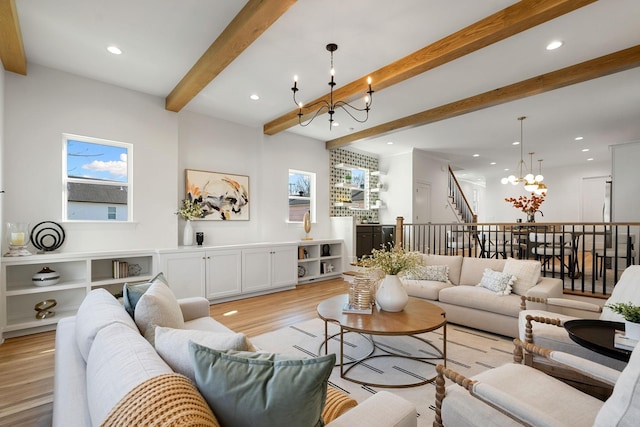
xmin=185 ymin=169 xmax=250 ymax=221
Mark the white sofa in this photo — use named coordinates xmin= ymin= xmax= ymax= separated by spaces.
xmin=53 ymin=287 xmax=416 ymax=427
xmin=402 ymin=255 xmax=563 ymax=337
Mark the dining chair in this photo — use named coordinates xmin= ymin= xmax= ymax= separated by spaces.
xmin=529 ymin=232 xmax=574 ymax=275
xmin=479 ymin=230 xmax=515 ymax=259
xmin=593 ymin=234 xmax=636 ymax=277
xmin=446 ymin=229 xmax=474 ymax=256
xmin=433 ymin=338 xmax=640 ymax=427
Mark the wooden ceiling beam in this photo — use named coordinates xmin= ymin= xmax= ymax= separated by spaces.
xmin=263 ymin=0 xmax=596 ymax=135
xmin=165 ymin=0 xmax=297 ymax=112
xmin=0 ymin=0 xmax=27 ymax=75
xmin=326 ymin=45 xmax=640 ymax=149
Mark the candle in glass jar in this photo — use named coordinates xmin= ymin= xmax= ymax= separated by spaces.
xmin=10 ymin=232 xmax=25 ymax=245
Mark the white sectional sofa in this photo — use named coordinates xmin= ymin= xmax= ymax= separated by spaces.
xmin=402 ymin=255 xmax=563 ymax=337
xmin=53 ymin=285 xmax=416 ymax=427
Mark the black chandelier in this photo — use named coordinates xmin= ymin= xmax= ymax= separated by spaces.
xmin=291 ymin=43 xmax=374 ymax=129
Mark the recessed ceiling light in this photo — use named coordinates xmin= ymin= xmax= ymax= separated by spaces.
xmin=107 ymin=45 xmax=122 ymax=55
xmin=490 ymin=162 xmax=496 ymax=165
xmin=546 ymin=40 xmax=563 ymax=50
xmin=587 ymin=158 xmax=594 ymax=161
xmin=333 ymin=122 xmax=340 ymax=127
xmin=250 ymin=94 xmax=259 ymax=100
xmin=582 ymin=148 xmax=590 ymax=152
xmin=575 ymin=136 xmax=584 ymax=141
xmin=504 ymin=168 xmax=510 ymax=171
xmin=387 ymin=141 xmax=394 ymax=145
xmin=512 ymin=141 xmax=520 ymax=145
xmin=473 ymin=154 xmax=479 ymax=157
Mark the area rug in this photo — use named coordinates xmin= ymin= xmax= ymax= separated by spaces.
xmin=251 ymin=318 xmax=516 ymax=426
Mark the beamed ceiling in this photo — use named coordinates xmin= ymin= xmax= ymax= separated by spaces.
xmin=1 ymin=0 xmax=639 ymax=182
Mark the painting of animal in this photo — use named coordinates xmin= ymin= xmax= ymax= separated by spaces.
xmin=186 ymin=169 xmax=249 ymax=220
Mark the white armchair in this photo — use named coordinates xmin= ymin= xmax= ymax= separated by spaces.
xmin=518 ymin=266 xmax=640 ymax=397
xmin=433 ymin=338 xmax=640 ymax=427
xmin=520 ymin=266 xmax=640 ymax=365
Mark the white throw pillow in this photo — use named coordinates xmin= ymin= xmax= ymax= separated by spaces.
xmin=404 ymin=265 xmax=449 ymax=282
xmin=154 ymin=327 xmax=250 ymax=382
xmin=86 ymin=322 xmax=172 ymax=426
xmin=503 ymin=258 xmax=541 ymax=295
xmin=134 ymin=281 xmax=184 ymax=344
xmin=75 ymin=288 xmax=138 ymax=362
xmin=477 ymin=268 xmax=515 ymax=295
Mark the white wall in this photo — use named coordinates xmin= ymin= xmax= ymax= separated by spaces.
xmin=261 ymin=131 xmax=332 ymax=242
xmin=177 ymin=111 xmax=332 ymax=246
xmin=412 ymin=149 xmax=459 ymax=223
xmin=3 ymin=65 xmax=178 ymax=252
xmin=379 ymin=144 xmax=612 ymax=225
xmin=379 ymin=149 xmax=461 ymax=225
xmin=1 ymin=69 xmax=5 ymax=246
xmin=483 ymin=160 xmax=611 ymax=222
xmin=612 ymin=142 xmax=640 ymax=222
xmin=378 ymin=151 xmax=413 ymax=224
xmin=2 ymin=66 xmax=334 ymax=254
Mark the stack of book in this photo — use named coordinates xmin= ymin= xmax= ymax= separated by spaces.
xmin=342 ymin=303 xmax=372 ymax=314
xmin=112 ymin=260 xmax=129 ymax=279
xmin=614 ymin=330 xmax=638 ymax=351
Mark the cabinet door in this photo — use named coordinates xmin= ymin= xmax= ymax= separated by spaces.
xmin=382 ymin=226 xmax=395 ymax=249
xmin=160 ymin=252 xmax=206 ymax=299
xmin=356 ymin=229 xmax=373 ymax=258
xmin=270 ymin=245 xmax=297 ymax=288
xmin=242 ymin=248 xmax=272 ymax=293
xmin=206 ymin=250 xmax=242 ymax=299
xmin=372 ymin=228 xmax=383 ymax=251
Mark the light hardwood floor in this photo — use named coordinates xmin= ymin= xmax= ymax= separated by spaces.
xmin=0 ymin=278 xmax=349 ymax=427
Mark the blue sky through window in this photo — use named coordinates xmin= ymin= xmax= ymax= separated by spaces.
xmin=66 ymin=140 xmax=128 ymax=182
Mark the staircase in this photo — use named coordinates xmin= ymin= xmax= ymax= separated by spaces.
xmin=447 ymin=166 xmax=477 ymax=224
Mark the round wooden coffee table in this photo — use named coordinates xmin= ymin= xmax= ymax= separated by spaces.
xmin=317 ymin=294 xmax=446 ymax=388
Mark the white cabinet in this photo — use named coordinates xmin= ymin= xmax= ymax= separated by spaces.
xmin=159 ymin=249 xmax=242 ymax=300
xmin=159 ymin=251 xmax=207 ymax=299
xmin=1 ymin=250 xmax=155 ymax=342
xmin=206 ymin=249 xmax=242 ymax=300
xmin=158 ymin=243 xmax=296 ymax=302
xmin=297 ymin=239 xmax=344 ymax=284
xmin=242 ymin=245 xmax=297 ymax=293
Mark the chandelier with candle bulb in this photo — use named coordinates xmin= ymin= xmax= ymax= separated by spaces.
xmin=291 ymin=43 xmax=374 ymax=129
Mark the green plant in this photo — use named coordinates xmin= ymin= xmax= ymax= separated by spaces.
xmin=176 ymin=199 xmax=203 ymax=220
xmin=605 ymin=302 xmax=640 ymax=323
xmin=360 ymin=244 xmax=424 ymax=276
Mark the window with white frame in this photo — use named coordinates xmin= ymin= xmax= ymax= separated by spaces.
xmin=63 ymin=134 xmax=132 ymax=221
xmin=288 ymin=169 xmax=315 ymax=222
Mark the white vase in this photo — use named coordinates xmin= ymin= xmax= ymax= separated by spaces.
xmin=625 ymin=321 xmax=640 ymax=341
xmin=183 ymin=220 xmax=194 ymax=246
xmin=376 ymin=274 xmax=408 ymax=312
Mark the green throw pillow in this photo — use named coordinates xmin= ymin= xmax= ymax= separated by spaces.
xmin=122 ymin=272 xmax=168 ymax=317
xmin=189 ymin=342 xmax=335 ymax=427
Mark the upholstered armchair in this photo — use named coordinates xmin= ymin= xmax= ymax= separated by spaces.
xmin=518 ymin=266 xmax=640 ymax=396
xmin=433 ymin=338 xmax=639 ymax=427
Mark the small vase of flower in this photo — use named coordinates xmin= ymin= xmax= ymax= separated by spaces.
xmin=505 ymin=193 xmax=545 ymax=222
xmin=176 ymin=199 xmax=203 ymax=246
xmin=360 ymin=245 xmax=424 ymax=312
